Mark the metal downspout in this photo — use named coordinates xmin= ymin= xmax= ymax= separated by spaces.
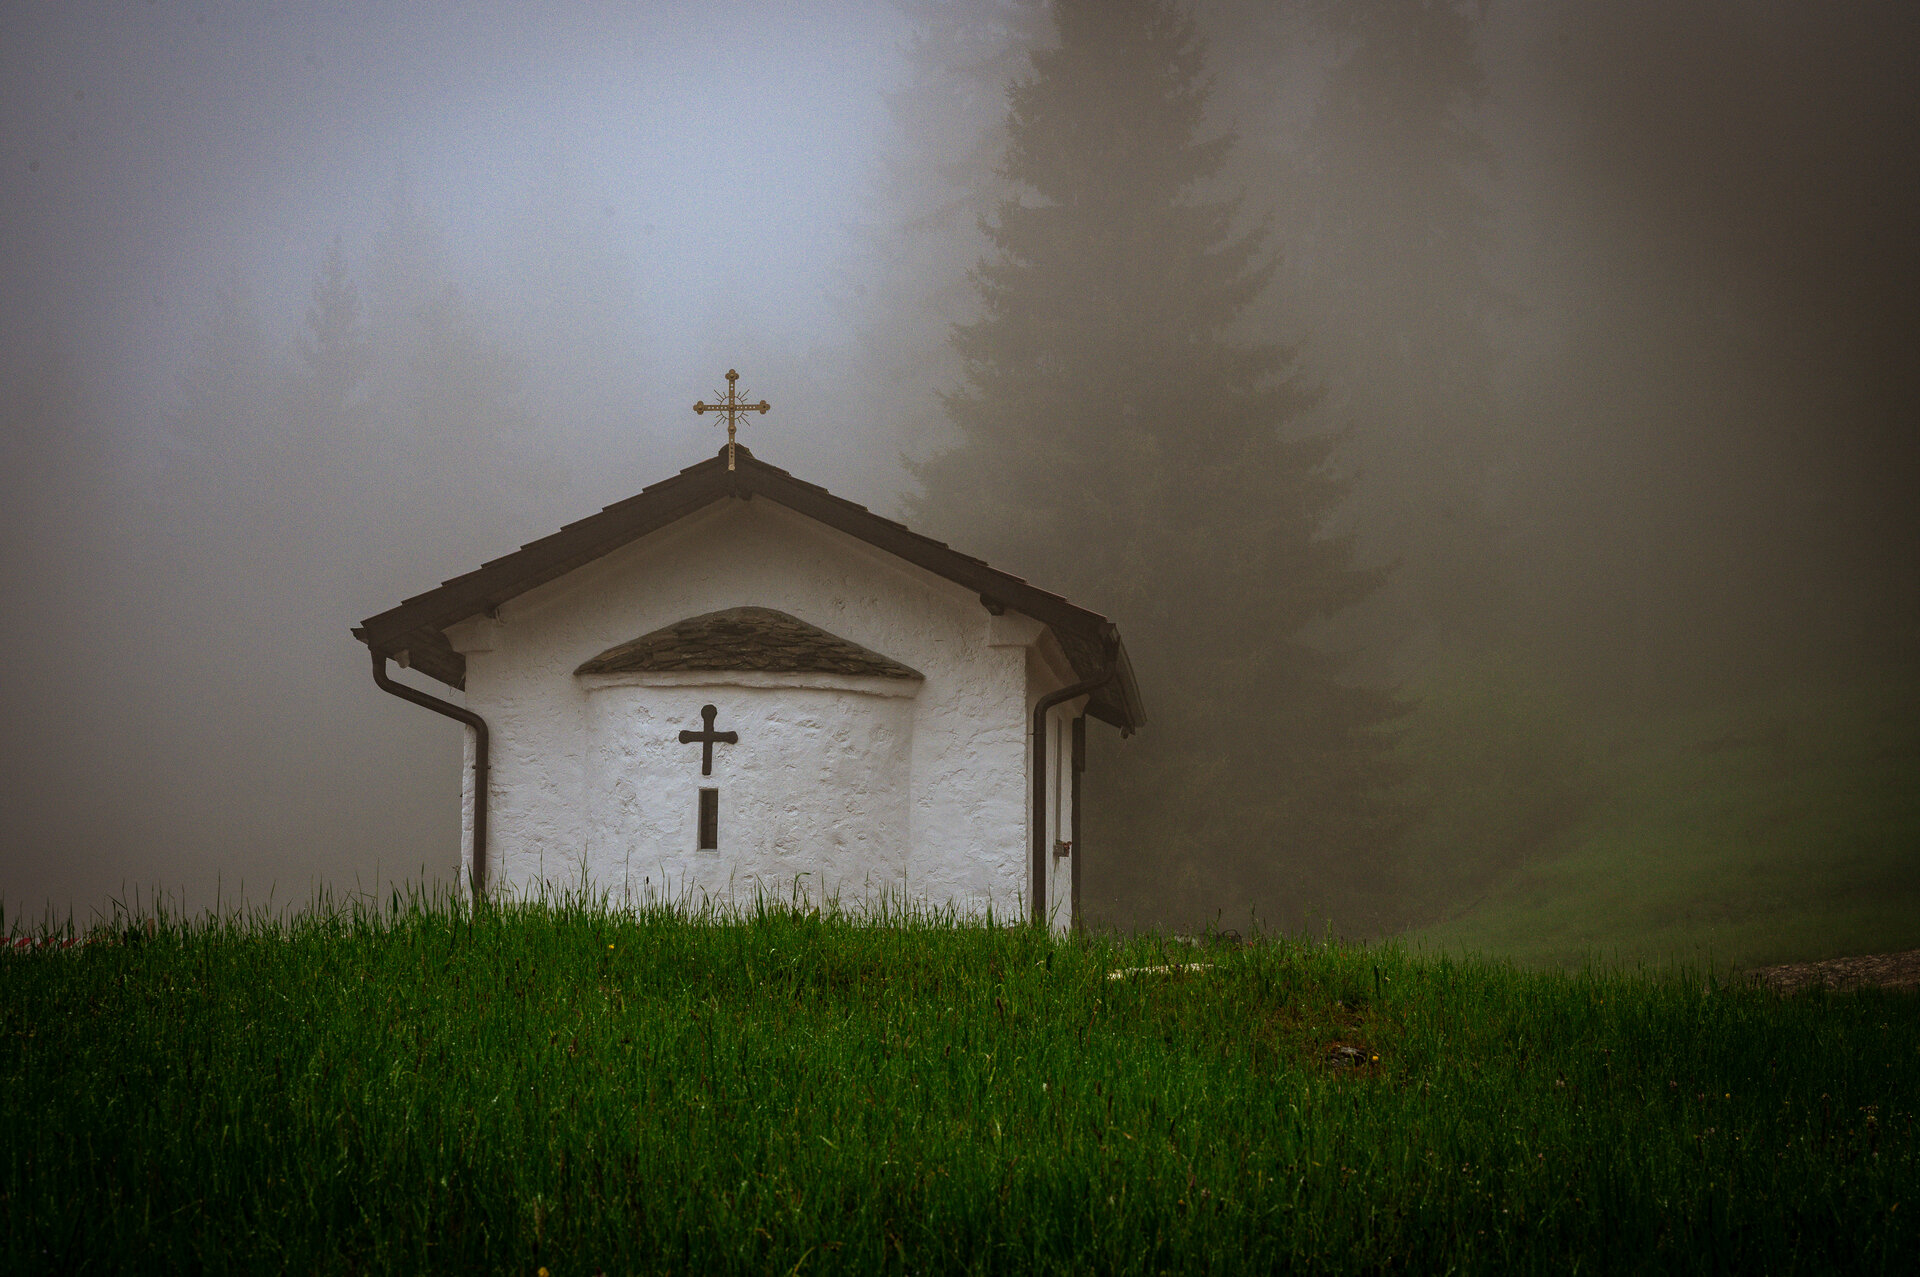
xmin=1070 ymin=715 xmax=1086 ymax=935
xmin=1031 ymin=668 xmax=1114 ymax=929
xmin=370 ymin=650 xmax=490 ymax=899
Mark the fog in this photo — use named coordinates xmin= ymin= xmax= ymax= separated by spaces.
xmin=4 ymin=1 xmax=1915 ymax=934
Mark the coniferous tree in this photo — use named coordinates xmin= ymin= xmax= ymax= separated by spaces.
xmin=296 ymin=236 xmax=370 ymax=424
xmin=910 ymin=0 xmax=1403 ymax=931
xmin=499 ymin=147 xmax=649 ymax=495
xmin=156 ymin=273 xmax=286 ymax=602
xmin=165 ymin=274 xmax=275 ymax=473
xmin=1292 ymin=0 xmax=1509 ymax=654
xmin=274 ymin=235 xmax=373 ymax=518
xmin=841 ymin=0 xmax=1044 ymax=469
xmin=356 ymin=175 xmax=560 ymax=582
xmin=1273 ymin=4 xmax=1602 ymax=920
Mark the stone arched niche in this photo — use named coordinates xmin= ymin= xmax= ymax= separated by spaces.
xmin=573 ymin=607 xmax=923 ymax=905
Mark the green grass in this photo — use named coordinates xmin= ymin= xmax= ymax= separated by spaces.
xmin=4 ymin=894 xmax=1916 ymax=1273
xmin=1405 ymin=674 xmax=1920 ymax=970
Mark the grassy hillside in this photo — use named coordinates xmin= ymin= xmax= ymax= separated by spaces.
xmin=1405 ymin=672 xmax=1920 ymax=970
xmin=4 ymin=898 xmax=1916 ymax=1272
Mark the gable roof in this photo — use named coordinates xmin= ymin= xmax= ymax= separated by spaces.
xmin=353 ymin=444 xmax=1144 ymax=730
xmin=576 ymin=607 xmax=923 ymax=681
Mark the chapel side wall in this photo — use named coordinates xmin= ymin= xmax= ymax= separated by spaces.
xmin=905 ymin=635 xmax=1030 ymax=921
xmin=456 ymin=641 xmax=593 ymax=902
xmin=450 ymin=498 xmax=1035 ymax=917
xmin=1023 ymin=642 xmax=1084 ymax=935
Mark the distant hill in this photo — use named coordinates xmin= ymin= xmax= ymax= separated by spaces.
xmin=1404 ymin=671 xmax=1920 ymax=971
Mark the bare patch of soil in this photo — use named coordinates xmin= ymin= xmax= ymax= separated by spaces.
xmin=1746 ymin=949 xmax=1920 ymax=994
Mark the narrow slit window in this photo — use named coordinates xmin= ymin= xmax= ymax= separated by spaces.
xmin=698 ymin=787 xmax=719 ymax=850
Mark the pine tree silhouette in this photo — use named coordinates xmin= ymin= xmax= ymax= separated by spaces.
xmin=910 ymin=0 xmax=1404 ymax=931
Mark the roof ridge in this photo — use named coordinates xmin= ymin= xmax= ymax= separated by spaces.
xmin=353 ymin=441 xmax=1143 ymax=728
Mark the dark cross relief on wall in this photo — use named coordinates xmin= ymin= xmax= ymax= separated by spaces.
xmin=679 ymin=703 xmax=738 ymax=776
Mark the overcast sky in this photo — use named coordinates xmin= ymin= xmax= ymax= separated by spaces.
xmin=3 ymin=1 xmax=902 ymax=473
xmin=3 ymin=1 xmax=1914 ymax=930
xmin=3 ymin=1 xmax=918 ymax=925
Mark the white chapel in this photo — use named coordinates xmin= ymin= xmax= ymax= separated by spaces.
xmin=353 ymin=377 xmax=1143 ymax=932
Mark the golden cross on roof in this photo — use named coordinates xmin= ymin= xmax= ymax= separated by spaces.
xmin=693 ymin=369 xmax=770 ymax=471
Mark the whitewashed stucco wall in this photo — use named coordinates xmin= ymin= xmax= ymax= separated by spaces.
xmin=444 ymin=497 xmax=1081 ymax=922
xmin=576 ymin=673 xmax=917 ymax=906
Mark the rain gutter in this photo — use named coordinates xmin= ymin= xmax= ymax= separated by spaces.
xmin=1031 ymin=666 xmax=1115 ymax=928
xmin=370 ymin=649 xmax=490 ymax=899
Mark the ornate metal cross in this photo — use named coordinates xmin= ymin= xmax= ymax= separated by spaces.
xmin=678 ymin=703 xmax=738 ymax=776
xmin=693 ymin=369 xmax=770 ymax=470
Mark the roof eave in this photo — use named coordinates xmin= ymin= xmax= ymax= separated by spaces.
xmin=352 ymin=445 xmax=1145 ymax=732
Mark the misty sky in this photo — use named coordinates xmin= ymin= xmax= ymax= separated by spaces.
xmin=3 ymin=0 xmax=1915 ymax=929
xmin=4 ymin=1 xmax=919 ymax=924
xmin=5 ymin=1 xmax=902 ymax=482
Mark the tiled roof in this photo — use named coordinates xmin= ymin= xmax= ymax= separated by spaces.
xmin=353 ymin=443 xmax=1142 ymax=730
xmin=575 ymin=607 xmax=923 ymax=680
